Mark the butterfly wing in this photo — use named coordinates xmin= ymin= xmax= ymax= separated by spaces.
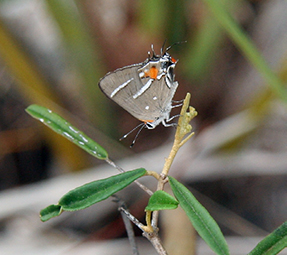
xmin=98 ymin=62 xmax=178 ymax=124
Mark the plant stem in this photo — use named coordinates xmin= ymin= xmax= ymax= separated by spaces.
xmin=123 ymin=93 xmax=197 ymax=255
xmin=113 ymin=196 xmax=139 ymax=255
xmin=162 ymin=93 xmax=196 ymax=177
xmin=152 ymin=93 xmax=197 ymax=234
xmin=143 ymin=232 xmax=168 ymax=255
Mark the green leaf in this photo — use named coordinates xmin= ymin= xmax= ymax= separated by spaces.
xmin=59 ymin=168 xmax=146 ymax=211
xmin=145 ymin=190 xmax=179 ymax=211
xmin=26 ymin=104 xmax=108 ymax=160
xmin=40 ymin=204 xmax=62 ymax=222
xmin=248 ymin=221 xmax=287 ymax=255
xmin=169 ymin=176 xmax=229 ymax=255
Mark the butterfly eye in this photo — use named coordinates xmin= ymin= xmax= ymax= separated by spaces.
xmin=162 ymin=59 xmax=171 ymax=69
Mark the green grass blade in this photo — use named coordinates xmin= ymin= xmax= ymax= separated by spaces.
xmin=248 ymin=222 xmax=287 ymax=255
xmin=26 ymin=104 xmax=108 ymax=160
xmin=169 ymin=176 xmax=229 ymax=255
xmin=145 ymin=190 xmax=178 ymax=211
xmin=59 ymin=168 xmax=146 ymax=211
xmin=203 ymin=0 xmax=287 ymax=101
xmin=45 ymin=1 xmax=112 ymax=132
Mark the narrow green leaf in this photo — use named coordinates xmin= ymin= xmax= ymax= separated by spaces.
xmin=203 ymin=0 xmax=287 ymax=102
xmin=59 ymin=168 xmax=146 ymax=211
xmin=169 ymin=176 xmax=229 ymax=255
xmin=40 ymin=204 xmax=62 ymax=222
xmin=145 ymin=190 xmax=179 ymax=211
xmin=26 ymin=104 xmax=108 ymax=160
xmin=248 ymin=222 xmax=287 ymax=255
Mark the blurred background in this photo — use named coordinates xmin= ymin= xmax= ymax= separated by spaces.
xmin=1 ymin=0 xmax=287 ymax=254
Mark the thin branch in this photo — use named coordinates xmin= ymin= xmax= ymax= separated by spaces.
xmin=113 ymin=196 xmax=139 ymax=255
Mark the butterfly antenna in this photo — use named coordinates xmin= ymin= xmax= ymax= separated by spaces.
xmin=161 ymin=39 xmax=167 ymax=55
xmin=166 ymin=40 xmax=187 ymax=52
xmin=130 ymin=123 xmax=146 ymax=148
xmin=119 ymin=122 xmax=145 ymax=141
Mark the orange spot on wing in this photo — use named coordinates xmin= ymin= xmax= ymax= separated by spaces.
xmin=171 ymin=57 xmax=177 ymax=63
xmin=144 ymin=66 xmax=158 ymax=79
xmin=149 ymin=66 xmax=158 ymax=79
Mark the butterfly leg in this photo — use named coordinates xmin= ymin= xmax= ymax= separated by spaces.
xmin=171 ymin=99 xmax=184 ymax=108
xmin=162 ymin=114 xmax=180 ymax=127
